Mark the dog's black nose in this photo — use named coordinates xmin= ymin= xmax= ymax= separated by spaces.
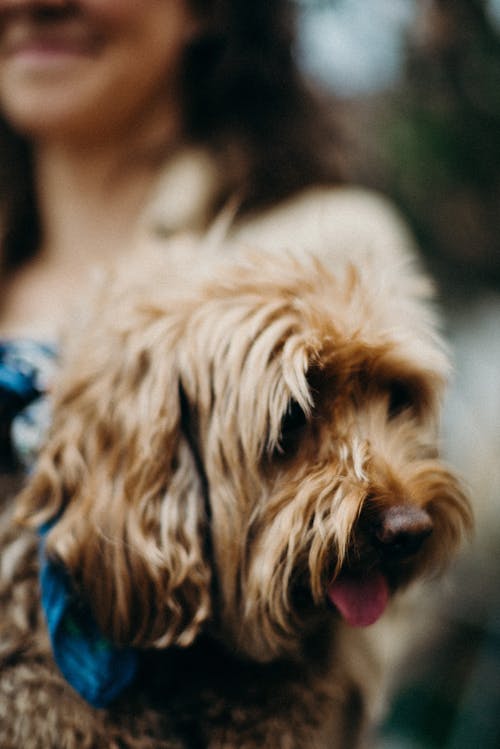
xmin=373 ymin=505 xmax=433 ymax=558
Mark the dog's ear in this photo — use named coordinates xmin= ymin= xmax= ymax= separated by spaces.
xmin=17 ymin=323 xmax=211 ymax=648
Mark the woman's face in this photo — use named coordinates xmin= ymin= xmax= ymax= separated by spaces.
xmin=0 ymin=0 xmax=200 ymax=143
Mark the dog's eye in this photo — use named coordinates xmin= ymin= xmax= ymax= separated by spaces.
xmin=387 ymin=381 xmax=416 ymax=419
xmin=282 ymin=400 xmax=308 ymax=434
xmin=278 ymin=400 xmax=308 ymax=452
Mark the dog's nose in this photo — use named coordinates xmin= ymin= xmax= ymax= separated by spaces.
xmin=373 ymin=504 xmax=433 ymax=558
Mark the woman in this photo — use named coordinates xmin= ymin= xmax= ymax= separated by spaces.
xmin=0 ymin=0 xmax=356 ymax=465
xmin=0 ymin=0 xmax=343 ymax=331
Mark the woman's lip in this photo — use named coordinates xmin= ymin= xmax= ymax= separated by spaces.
xmin=1 ymin=23 xmax=100 ymax=59
xmin=0 ymin=41 xmax=96 ymax=72
xmin=0 ymin=37 xmax=99 ymax=72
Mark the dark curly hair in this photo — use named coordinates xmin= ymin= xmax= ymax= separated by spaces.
xmin=1 ymin=0 xmax=343 ymax=271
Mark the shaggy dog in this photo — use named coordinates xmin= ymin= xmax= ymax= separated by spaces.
xmin=1 ymin=244 xmax=471 ymax=748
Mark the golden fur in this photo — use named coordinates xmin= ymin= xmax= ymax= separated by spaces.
xmin=10 ymin=243 xmax=471 ymax=747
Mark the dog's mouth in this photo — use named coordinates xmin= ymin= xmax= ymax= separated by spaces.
xmin=326 ymin=568 xmax=390 ymax=627
xmin=324 ymin=502 xmax=436 ymax=627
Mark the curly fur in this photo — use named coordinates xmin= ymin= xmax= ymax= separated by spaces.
xmin=2 ymin=244 xmax=471 ymax=748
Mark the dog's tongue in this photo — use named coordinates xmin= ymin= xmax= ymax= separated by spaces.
xmin=327 ymin=570 xmax=389 ymax=627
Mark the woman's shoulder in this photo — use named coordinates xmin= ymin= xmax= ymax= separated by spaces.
xmin=230 ymin=185 xmax=418 ymax=267
xmin=141 ymin=151 xmax=416 ymax=266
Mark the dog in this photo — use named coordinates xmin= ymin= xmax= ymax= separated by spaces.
xmin=1 ymin=241 xmax=471 ymax=748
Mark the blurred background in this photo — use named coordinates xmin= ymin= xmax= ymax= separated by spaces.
xmin=296 ymin=1 xmax=500 ymax=747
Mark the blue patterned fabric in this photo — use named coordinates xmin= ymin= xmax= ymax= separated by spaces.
xmin=0 ymin=339 xmax=57 ymax=469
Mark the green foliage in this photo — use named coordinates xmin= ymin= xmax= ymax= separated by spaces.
xmin=380 ymin=0 xmax=500 ymax=288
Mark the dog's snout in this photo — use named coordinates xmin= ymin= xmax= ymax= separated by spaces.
xmin=373 ymin=505 xmax=433 ymax=558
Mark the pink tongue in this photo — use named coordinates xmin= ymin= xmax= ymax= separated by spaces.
xmin=327 ymin=570 xmax=389 ymax=627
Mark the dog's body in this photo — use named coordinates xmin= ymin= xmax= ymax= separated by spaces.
xmin=1 ymin=230 xmax=471 ymax=748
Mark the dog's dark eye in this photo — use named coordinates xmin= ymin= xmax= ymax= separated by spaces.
xmin=278 ymin=400 xmax=308 ymax=452
xmin=387 ymin=381 xmax=416 ymax=419
xmin=282 ymin=400 xmax=307 ymax=433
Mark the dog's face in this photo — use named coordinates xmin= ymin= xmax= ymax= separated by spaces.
xmin=18 ymin=250 xmax=472 ymax=661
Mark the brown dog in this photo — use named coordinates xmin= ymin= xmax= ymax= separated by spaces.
xmin=3 ymin=243 xmax=471 ymax=748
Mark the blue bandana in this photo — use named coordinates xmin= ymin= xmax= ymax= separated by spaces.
xmin=0 ymin=339 xmax=57 ymax=470
xmin=39 ymin=524 xmax=139 ymax=708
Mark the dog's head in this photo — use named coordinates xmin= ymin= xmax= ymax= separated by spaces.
xmin=18 ymin=250 xmax=472 ymax=660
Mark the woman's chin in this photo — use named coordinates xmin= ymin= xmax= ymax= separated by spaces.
xmin=0 ymin=84 xmax=124 ymax=145
xmin=1 ymin=101 xmax=93 ymax=142
xmin=0 ymin=66 xmax=99 ymax=141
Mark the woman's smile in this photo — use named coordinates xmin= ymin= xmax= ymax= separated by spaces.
xmin=1 ymin=16 xmax=101 ymax=73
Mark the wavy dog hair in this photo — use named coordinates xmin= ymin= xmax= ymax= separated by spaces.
xmin=0 ymin=0 xmax=342 ymax=274
xmin=17 ymin=248 xmax=471 ymax=659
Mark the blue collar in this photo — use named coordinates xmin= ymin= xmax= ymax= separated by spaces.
xmin=39 ymin=523 xmax=139 ymax=708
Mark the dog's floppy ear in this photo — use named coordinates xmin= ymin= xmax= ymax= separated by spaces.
xmin=17 ymin=319 xmax=211 ymax=649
